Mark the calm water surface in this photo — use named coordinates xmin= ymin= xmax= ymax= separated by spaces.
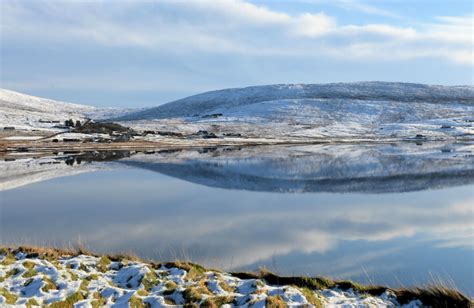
xmin=1 ymin=144 xmax=473 ymax=295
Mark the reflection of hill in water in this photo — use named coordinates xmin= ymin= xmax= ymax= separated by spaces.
xmin=119 ymin=143 xmax=474 ymax=193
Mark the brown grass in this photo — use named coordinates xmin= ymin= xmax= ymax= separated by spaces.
xmin=265 ymin=295 xmax=286 ymax=308
xmin=230 ymin=269 xmax=472 ymax=307
xmin=2 ymin=245 xmax=471 ymax=307
xmin=395 ymin=285 xmax=472 ymax=308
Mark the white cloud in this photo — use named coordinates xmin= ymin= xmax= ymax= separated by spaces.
xmin=292 ymin=13 xmax=336 ymax=37
xmin=1 ymin=0 xmax=472 ymax=65
xmin=331 ymin=0 xmax=401 ymax=18
xmin=337 ymin=24 xmax=418 ymax=40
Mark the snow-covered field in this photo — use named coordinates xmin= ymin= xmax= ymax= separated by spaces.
xmin=117 ymin=82 xmax=474 ymax=121
xmin=0 ymin=89 xmax=133 ymax=131
xmin=114 ymin=82 xmax=474 ymax=142
xmin=2 ymin=82 xmax=473 ymax=142
xmin=0 ymin=249 xmax=425 ymax=307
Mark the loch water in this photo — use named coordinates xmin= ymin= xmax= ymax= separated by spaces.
xmin=1 ymin=143 xmax=473 ymax=295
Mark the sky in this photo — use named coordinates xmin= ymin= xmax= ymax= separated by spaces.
xmin=1 ymin=0 xmax=473 ymax=107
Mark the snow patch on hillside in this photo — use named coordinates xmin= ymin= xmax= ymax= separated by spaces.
xmin=117 ymin=82 xmax=474 ymax=121
xmin=0 ymin=89 xmax=132 ymax=131
xmin=115 ymin=82 xmax=474 ymax=141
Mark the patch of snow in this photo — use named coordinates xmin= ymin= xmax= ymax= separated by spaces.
xmin=0 ymin=251 xmax=444 ymax=307
xmin=0 ymin=88 xmax=136 ymax=131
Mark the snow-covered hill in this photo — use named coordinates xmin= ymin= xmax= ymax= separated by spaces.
xmin=2 ymin=83 xmax=473 ymax=141
xmin=0 ymin=89 xmax=130 ymax=130
xmin=115 ymin=82 xmax=474 ymax=141
xmin=117 ymin=82 xmax=474 ymax=121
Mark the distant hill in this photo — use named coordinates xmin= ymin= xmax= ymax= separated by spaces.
xmin=0 ymin=89 xmax=131 ymax=130
xmin=2 ymin=83 xmax=473 ymax=141
xmin=116 ymin=82 xmax=474 ymax=121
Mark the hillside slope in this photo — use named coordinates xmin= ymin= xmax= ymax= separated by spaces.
xmin=0 ymin=89 xmax=129 ymax=130
xmin=117 ymin=82 xmax=474 ymax=121
xmin=116 ymin=82 xmax=474 ymax=142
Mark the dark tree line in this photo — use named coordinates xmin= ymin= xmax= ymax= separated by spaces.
xmin=64 ymin=119 xmax=82 ymax=128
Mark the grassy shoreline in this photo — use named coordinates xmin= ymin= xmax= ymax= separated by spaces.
xmin=0 ymin=246 xmax=471 ymax=307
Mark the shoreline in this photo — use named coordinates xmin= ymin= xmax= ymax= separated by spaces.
xmin=2 ymin=136 xmax=472 ymax=155
xmin=0 ymin=246 xmax=471 ymax=307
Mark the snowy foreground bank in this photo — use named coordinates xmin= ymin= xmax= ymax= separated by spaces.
xmin=0 ymin=248 xmax=470 ymax=307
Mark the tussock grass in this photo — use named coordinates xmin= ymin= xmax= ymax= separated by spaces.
xmin=2 ymin=245 xmax=471 ymax=307
xmin=22 ymin=268 xmax=38 ymax=279
xmin=299 ymin=287 xmax=323 ymax=308
xmin=183 ymin=278 xmax=213 ymax=303
xmin=22 ymin=260 xmax=36 ymax=270
xmin=162 ymin=261 xmax=207 ymax=280
xmin=41 ymin=276 xmax=57 ymax=293
xmin=128 ymin=294 xmax=147 ymax=308
xmin=26 ymin=298 xmax=39 ymax=308
xmin=2 ymin=245 xmax=85 ymax=260
xmin=231 ymin=269 xmax=472 ymax=307
xmin=91 ymin=291 xmax=107 ymax=308
xmin=232 ymin=269 xmax=337 ymax=291
xmin=140 ymin=270 xmax=159 ymax=291
xmin=136 ymin=289 xmax=149 ymax=296
xmin=48 ymin=291 xmax=85 ymax=308
xmin=395 ymin=285 xmax=471 ymax=308
xmin=96 ymin=256 xmax=111 ymax=272
xmin=106 ymin=253 xmax=142 ymax=263
xmin=218 ymin=280 xmax=234 ymax=293
xmin=182 ymin=287 xmax=203 ymax=303
xmin=165 ymin=280 xmax=178 ymax=291
xmin=0 ymin=287 xmax=18 ymax=305
xmin=201 ymin=295 xmax=234 ymax=307
xmin=0 ymin=253 xmax=16 ymax=266
xmin=265 ymin=295 xmax=286 ymax=308
xmin=5 ymin=267 xmax=21 ymax=279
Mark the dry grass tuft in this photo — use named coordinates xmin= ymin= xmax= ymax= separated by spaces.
xmin=41 ymin=276 xmax=57 ymax=293
xmin=96 ymin=256 xmax=111 ymax=272
xmin=2 ymin=245 xmax=470 ymax=307
xmin=128 ymin=294 xmax=147 ymax=308
xmin=140 ymin=270 xmax=159 ymax=291
xmin=299 ymin=287 xmax=323 ymax=308
xmin=105 ymin=253 xmax=142 ymax=263
xmin=265 ymin=295 xmax=286 ymax=308
xmin=48 ymin=291 xmax=85 ymax=308
xmin=26 ymin=298 xmax=39 ymax=308
xmin=201 ymin=295 xmax=235 ymax=307
xmin=4 ymin=245 xmax=80 ymax=260
xmin=0 ymin=287 xmax=18 ymax=305
xmin=395 ymin=285 xmax=472 ymax=308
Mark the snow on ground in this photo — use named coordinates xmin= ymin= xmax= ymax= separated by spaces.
xmin=2 ymin=83 xmax=473 ymax=142
xmin=117 ymin=82 xmax=474 ymax=121
xmin=0 ymin=251 xmax=423 ymax=307
xmin=0 ymin=89 xmax=132 ymax=131
xmin=116 ymin=83 xmax=474 ymax=142
xmin=3 ymin=136 xmax=44 ymax=141
xmin=122 ymin=97 xmax=474 ymax=142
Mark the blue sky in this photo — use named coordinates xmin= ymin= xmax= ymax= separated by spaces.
xmin=1 ymin=0 xmax=473 ymax=107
